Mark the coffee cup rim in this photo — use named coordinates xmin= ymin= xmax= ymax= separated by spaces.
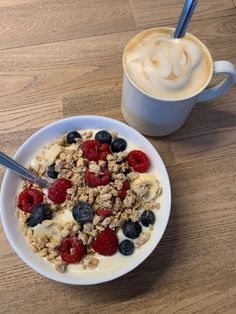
xmin=122 ymin=27 xmax=214 ymax=102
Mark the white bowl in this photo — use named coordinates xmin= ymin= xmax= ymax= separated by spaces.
xmin=0 ymin=115 xmax=171 ymax=285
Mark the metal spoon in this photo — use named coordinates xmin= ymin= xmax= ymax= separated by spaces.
xmin=174 ymin=0 xmax=198 ymax=38
xmin=0 ymin=151 xmax=50 ymax=188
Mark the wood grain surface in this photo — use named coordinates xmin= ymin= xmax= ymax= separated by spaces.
xmin=0 ymin=1 xmax=236 ymax=313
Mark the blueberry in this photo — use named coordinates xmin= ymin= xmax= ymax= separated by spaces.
xmin=72 ymin=202 xmax=93 ymax=224
xmin=141 ymin=210 xmax=156 ymax=227
xmin=119 ymin=239 xmax=135 ymax=256
xmin=66 ymin=130 xmax=81 ymax=144
xmin=95 ymin=130 xmax=112 ymax=144
xmin=47 ymin=164 xmax=58 ymax=179
xmin=122 ymin=220 xmax=142 ymax=239
xmin=111 ymin=138 xmax=127 ymax=153
xmin=26 ymin=203 xmax=52 ymax=227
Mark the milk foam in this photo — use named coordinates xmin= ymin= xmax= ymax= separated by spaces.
xmin=124 ymin=28 xmax=212 ymax=100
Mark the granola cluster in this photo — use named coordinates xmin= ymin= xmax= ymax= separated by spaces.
xmin=16 ymin=129 xmax=162 ymax=272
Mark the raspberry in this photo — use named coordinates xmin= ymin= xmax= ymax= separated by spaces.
xmin=119 ymin=180 xmax=130 ymax=201
xmin=81 ymin=140 xmax=110 ymax=161
xmin=99 ymin=143 xmax=110 ymax=160
xmin=65 ymin=194 xmax=71 ymax=200
xmin=48 ymin=178 xmax=72 ymax=204
xmin=91 ymin=228 xmax=118 ymax=256
xmin=84 ymin=168 xmax=110 ymax=187
xmin=81 ymin=140 xmax=99 ymax=161
xmin=18 ymin=188 xmax=44 ymax=213
xmin=97 ymin=208 xmax=112 ymax=216
xmin=59 ymin=237 xmax=86 ymax=263
xmin=127 ymin=150 xmax=150 ymax=172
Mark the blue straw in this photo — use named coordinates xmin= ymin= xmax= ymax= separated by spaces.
xmin=174 ymin=0 xmax=198 ymax=38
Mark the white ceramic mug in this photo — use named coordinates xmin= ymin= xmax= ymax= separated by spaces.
xmin=121 ymin=28 xmax=236 ymax=136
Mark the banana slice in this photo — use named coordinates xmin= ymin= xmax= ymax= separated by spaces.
xmin=33 ymin=220 xmax=62 ymax=241
xmin=130 ymin=173 xmax=159 ymax=202
xmin=42 ymin=144 xmax=62 ymax=166
xmin=31 ymin=144 xmax=62 ymax=169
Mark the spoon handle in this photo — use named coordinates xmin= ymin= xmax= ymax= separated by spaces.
xmin=0 ymin=151 xmax=49 ymax=188
xmin=174 ymin=0 xmax=198 ymax=38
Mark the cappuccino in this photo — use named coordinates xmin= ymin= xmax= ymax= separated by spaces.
xmin=123 ymin=28 xmax=212 ymax=100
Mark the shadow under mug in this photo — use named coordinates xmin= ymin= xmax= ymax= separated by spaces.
xmin=121 ymin=31 xmax=236 ymax=137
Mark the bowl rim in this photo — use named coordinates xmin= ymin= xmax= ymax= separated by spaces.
xmin=0 ymin=115 xmax=171 ymax=285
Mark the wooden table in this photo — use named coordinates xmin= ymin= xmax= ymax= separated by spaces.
xmin=0 ymin=1 xmax=236 ymax=313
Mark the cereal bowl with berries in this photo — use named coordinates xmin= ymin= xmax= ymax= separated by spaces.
xmin=0 ymin=115 xmax=171 ymax=284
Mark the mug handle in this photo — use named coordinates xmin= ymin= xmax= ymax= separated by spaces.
xmin=197 ymin=61 xmax=236 ymax=103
